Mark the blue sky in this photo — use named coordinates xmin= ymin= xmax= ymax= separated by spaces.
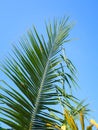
xmin=0 ymin=0 xmax=98 ymax=128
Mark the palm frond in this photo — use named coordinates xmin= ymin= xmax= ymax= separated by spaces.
xmin=0 ymin=17 xmax=73 ymax=130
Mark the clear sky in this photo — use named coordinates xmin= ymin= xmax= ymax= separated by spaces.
xmin=0 ymin=0 xmax=98 ymax=128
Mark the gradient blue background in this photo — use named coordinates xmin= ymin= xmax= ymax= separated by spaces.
xmin=0 ymin=0 xmax=98 ymax=128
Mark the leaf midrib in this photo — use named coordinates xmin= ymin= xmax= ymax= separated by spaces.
xmin=29 ymin=42 xmax=54 ymax=130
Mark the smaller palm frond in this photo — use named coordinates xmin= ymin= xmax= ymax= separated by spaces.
xmin=63 ymin=109 xmax=78 ymax=130
xmin=56 ymin=85 xmax=91 ymax=130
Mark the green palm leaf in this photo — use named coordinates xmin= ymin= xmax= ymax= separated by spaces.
xmin=0 ymin=17 xmax=73 ymax=130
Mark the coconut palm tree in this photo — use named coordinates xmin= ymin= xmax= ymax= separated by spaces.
xmin=0 ymin=17 xmax=93 ymax=130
